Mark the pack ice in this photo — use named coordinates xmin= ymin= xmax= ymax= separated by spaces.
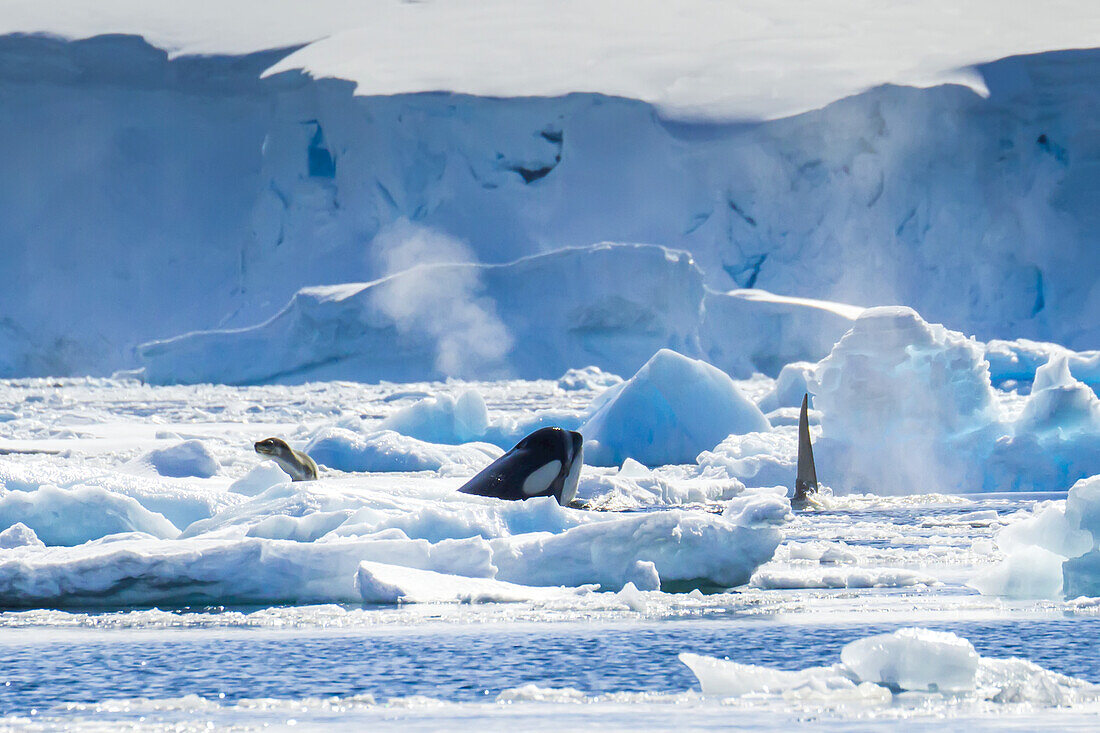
xmin=0 ymin=468 xmax=786 ymax=607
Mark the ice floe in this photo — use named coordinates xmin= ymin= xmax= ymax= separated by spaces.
xmin=0 ymin=470 xmax=788 ymax=607
xmin=355 ymin=561 xmax=595 ymax=604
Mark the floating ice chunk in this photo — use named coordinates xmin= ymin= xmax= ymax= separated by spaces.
xmin=247 ymin=511 xmax=355 ymax=543
xmin=623 ymin=560 xmax=660 ymax=591
xmin=576 ymin=463 xmax=744 ymax=508
xmin=998 ymin=503 xmax=1092 ymax=560
xmin=0 ymin=485 xmax=179 ymax=546
xmin=682 ymin=628 xmax=1095 ymax=707
xmin=983 ymin=357 xmax=1100 ymax=492
xmin=977 ymin=657 xmax=1100 ymax=706
xmin=840 ymin=628 xmax=979 ymax=692
xmin=812 ymin=307 xmax=1003 ymax=493
xmin=230 ymin=462 xmax=291 ymax=496
xmin=1063 ymin=477 xmax=1100 ymax=595
xmin=582 ymin=349 xmax=770 ymax=466
xmin=756 ymin=361 xmax=817 ymax=413
xmin=355 ymin=561 xmax=590 ymax=604
xmin=1017 ymin=356 xmax=1100 ymax=435
xmin=140 ymin=440 xmax=219 ymax=478
xmin=380 ymin=390 xmax=490 ymax=445
xmin=1065 ymin=474 xmax=1100 ymax=546
xmin=971 ymin=475 xmax=1100 ymax=599
xmin=615 ymin=581 xmax=649 ymax=611
xmin=617 ymin=458 xmax=650 ymax=478
xmin=968 ymin=545 xmax=1067 ymax=600
xmin=1064 ymin=550 xmax=1100 ymax=599
xmin=307 ymin=427 xmax=501 ymax=472
xmin=722 ymin=493 xmax=791 ymax=528
xmin=557 ymin=366 xmax=623 ymax=392
xmin=183 ymin=483 xmax=587 ymax=546
xmin=981 ymin=354 xmax=1100 ymax=490
xmin=0 ymin=522 xmax=43 ymax=549
xmin=355 ymin=563 xmax=405 ymax=604
xmin=0 ymin=460 xmax=242 ymax=532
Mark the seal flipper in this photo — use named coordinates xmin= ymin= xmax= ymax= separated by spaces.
xmin=793 ymin=393 xmax=818 ymax=505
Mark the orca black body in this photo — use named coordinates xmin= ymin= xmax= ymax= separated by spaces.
xmin=458 ymin=427 xmax=584 ymax=505
xmin=792 ymin=393 xmax=818 ymax=507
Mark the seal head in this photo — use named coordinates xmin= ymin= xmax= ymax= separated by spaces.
xmin=254 ymin=437 xmax=319 ymax=482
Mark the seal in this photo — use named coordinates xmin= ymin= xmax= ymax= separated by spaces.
xmin=792 ymin=393 xmax=819 ymax=508
xmin=458 ymin=427 xmax=583 ymax=505
xmin=254 ymin=437 xmax=319 ymax=481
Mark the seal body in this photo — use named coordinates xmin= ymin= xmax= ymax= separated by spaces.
xmin=254 ymin=437 xmax=318 ymax=481
xmin=458 ymin=427 xmax=583 ymax=505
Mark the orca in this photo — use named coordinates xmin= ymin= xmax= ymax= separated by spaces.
xmin=458 ymin=427 xmax=583 ymax=505
xmin=792 ymin=393 xmax=819 ymax=508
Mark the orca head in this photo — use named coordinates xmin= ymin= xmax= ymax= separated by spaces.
xmin=458 ymin=426 xmax=584 ymax=504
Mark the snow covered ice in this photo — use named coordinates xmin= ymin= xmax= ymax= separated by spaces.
xmin=2 ymin=1 xmax=1100 ymax=729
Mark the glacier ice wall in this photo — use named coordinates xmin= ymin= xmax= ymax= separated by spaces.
xmin=2 ymin=34 xmax=1099 ymax=377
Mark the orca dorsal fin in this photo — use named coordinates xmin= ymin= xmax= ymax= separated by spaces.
xmin=794 ymin=393 xmax=818 ymax=502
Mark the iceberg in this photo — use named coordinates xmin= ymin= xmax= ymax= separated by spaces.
xmin=811 ymin=306 xmax=1003 ymax=494
xmin=581 ymin=349 xmax=770 ymax=467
